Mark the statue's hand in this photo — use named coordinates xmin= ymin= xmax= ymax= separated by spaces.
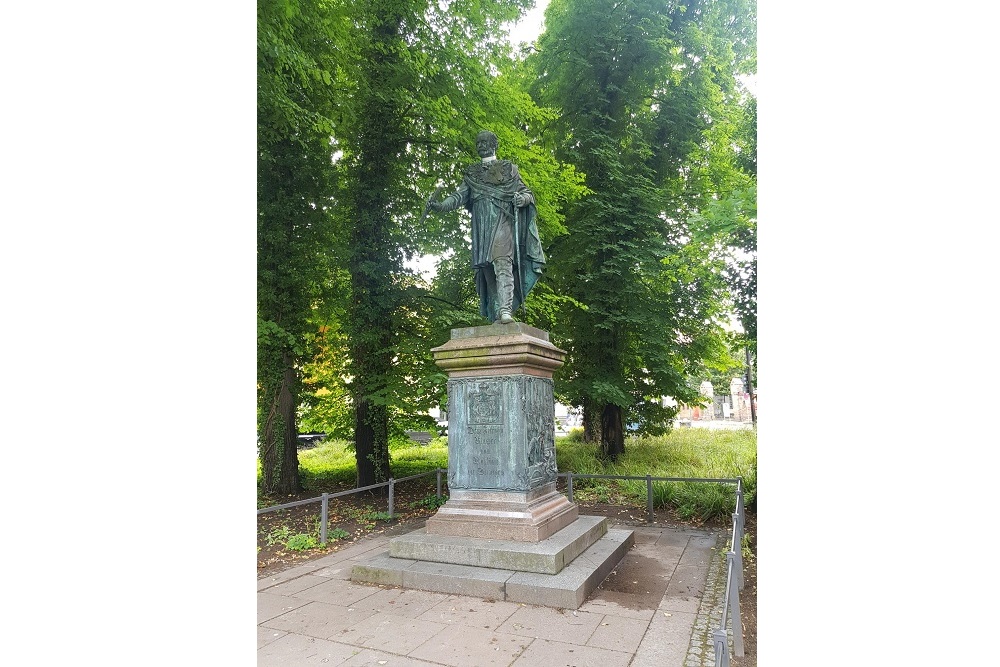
xmin=512 ymin=193 xmax=526 ymax=208
xmin=427 ymin=201 xmax=444 ymax=212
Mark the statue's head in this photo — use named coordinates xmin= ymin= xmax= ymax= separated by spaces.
xmin=476 ymin=131 xmax=498 ymax=158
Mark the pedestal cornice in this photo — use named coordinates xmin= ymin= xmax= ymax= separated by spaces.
xmin=431 ymin=322 xmax=566 ymax=378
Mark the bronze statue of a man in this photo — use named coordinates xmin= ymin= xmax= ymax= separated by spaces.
xmin=427 ymin=130 xmax=546 ymax=324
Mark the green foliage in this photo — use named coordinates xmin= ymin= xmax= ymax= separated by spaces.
xmin=556 ymin=426 xmax=756 ymax=521
xmin=257 ymin=0 xmax=350 ymax=495
xmin=341 ymin=506 xmax=394 ymax=525
xmin=526 ymin=0 xmax=756 ymax=458
xmin=689 ymin=183 xmax=757 ymax=346
xmin=263 ymin=525 xmax=293 ymax=546
xmin=408 ymin=494 xmax=448 ymax=510
xmin=741 ymin=532 xmax=755 ymax=562
xmin=293 ymin=438 xmax=447 ymax=493
xmin=328 ymin=527 xmax=351 ymax=541
xmin=285 ymin=533 xmax=320 ymax=551
xmin=323 ymin=0 xmax=561 ymax=487
xmin=259 ymin=0 xmax=755 ymax=489
xmin=297 ymin=439 xmax=364 ymax=490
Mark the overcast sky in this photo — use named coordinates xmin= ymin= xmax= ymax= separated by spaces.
xmin=506 ymin=2 xmax=549 ymax=45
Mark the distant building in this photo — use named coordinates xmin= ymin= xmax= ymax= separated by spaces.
xmin=674 ymin=377 xmax=757 ymax=424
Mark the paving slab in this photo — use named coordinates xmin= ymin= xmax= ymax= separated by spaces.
xmin=258 ymin=591 xmax=310 ymax=624
xmin=509 ymin=637 xmax=633 ymax=667
xmin=256 ymin=632 xmax=363 ymax=667
xmin=347 ymin=587 xmax=452 ymax=619
xmin=630 ymin=610 xmax=698 ymax=667
xmin=408 ymin=621 xmax=534 ymax=666
xmin=260 ymin=600 xmax=378 ymax=639
xmin=334 ymin=611 xmax=449 ymax=654
xmin=658 ymin=564 xmax=709 ymax=614
xmin=336 ymin=648 xmax=444 ymax=666
xmin=291 ymin=575 xmax=385 ymax=607
xmin=577 ymin=595 xmax=656 ymax=621
xmin=258 ymin=562 xmax=325 ymax=591
xmin=585 ymin=613 xmax=650 ymax=653
xmin=310 ymin=562 xmax=356 ymax=580
xmin=261 ymin=573 xmax=334 ymax=597
xmin=416 ymin=594 xmax=522 ymax=630
xmin=257 ymin=626 xmax=287 ymax=649
xmin=497 ymin=603 xmax=603 ymax=644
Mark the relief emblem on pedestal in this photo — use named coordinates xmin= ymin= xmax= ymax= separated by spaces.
xmin=525 ymin=378 xmax=557 ymax=487
xmin=468 ymin=381 xmax=502 ymax=425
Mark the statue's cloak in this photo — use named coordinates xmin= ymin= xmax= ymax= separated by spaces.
xmin=461 ymin=159 xmax=546 ymax=320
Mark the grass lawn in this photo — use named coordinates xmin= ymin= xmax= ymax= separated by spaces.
xmin=556 ymin=427 xmax=756 ymax=521
xmin=268 ymin=426 xmax=756 ymax=522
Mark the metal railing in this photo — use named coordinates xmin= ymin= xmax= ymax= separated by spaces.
xmin=557 ymin=471 xmax=746 ymax=665
xmin=256 ymin=468 xmax=445 ymax=545
xmin=712 ymin=477 xmax=746 ymax=667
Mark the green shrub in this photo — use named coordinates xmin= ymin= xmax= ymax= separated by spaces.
xmin=328 ymin=528 xmax=350 ymax=540
xmin=408 ymin=494 xmax=448 ymax=510
xmin=264 ymin=525 xmax=292 ymax=546
xmin=286 ymin=533 xmax=318 ymax=551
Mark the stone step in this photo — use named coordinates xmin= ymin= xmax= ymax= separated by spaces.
xmin=389 ymin=514 xmax=607 ymax=574
xmin=351 ymin=526 xmax=635 ymax=610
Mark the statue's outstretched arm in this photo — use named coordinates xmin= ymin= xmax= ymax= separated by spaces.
xmin=429 ymin=182 xmax=468 ymax=213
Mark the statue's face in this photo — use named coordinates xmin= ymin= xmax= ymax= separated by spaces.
xmin=476 ymin=133 xmax=497 ymax=158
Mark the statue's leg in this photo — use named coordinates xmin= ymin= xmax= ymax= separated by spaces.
xmin=493 ymin=257 xmax=515 ymax=324
xmin=480 ymin=265 xmax=499 ymax=322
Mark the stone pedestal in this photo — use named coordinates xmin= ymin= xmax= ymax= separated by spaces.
xmin=426 ymin=323 xmax=577 ymax=542
xmin=351 ymin=322 xmax=635 ymax=610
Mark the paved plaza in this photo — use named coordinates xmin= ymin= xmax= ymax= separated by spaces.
xmin=258 ymin=521 xmax=733 ymax=666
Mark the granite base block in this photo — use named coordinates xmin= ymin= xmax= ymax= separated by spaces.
xmin=389 ymin=515 xmax=607 ymax=574
xmin=425 ymin=488 xmax=579 ymax=542
xmin=505 ymin=528 xmax=635 ymax=609
xmin=350 ymin=520 xmax=635 ymax=610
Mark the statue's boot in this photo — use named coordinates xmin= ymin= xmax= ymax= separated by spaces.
xmin=494 ymin=258 xmax=515 ymax=324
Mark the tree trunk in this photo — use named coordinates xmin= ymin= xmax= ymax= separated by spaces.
xmin=345 ymin=14 xmax=405 ymax=491
xmin=600 ymin=403 xmax=625 ymax=462
xmin=354 ymin=395 xmax=391 ymax=488
xmin=581 ymin=400 xmax=600 ymax=443
xmin=259 ymin=351 xmax=302 ymax=495
xmin=277 ymin=361 xmax=302 ymax=493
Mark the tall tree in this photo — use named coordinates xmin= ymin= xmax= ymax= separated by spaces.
xmin=257 ymin=0 xmax=344 ymax=494
xmin=688 ymin=93 xmax=756 ymax=357
xmin=529 ymin=0 xmax=756 ymax=459
xmin=331 ymin=0 xmax=557 ymax=487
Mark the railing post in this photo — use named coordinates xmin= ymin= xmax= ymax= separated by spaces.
xmin=712 ymin=628 xmax=731 ymax=667
xmin=735 ymin=480 xmax=745 ymax=537
xmin=387 ymin=478 xmax=395 ymax=518
xmin=727 ymin=551 xmax=744 ymax=657
xmin=733 ymin=482 xmax=745 ymax=590
xmin=732 ymin=511 xmax=745 ymax=590
xmin=320 ymin=492 xmax=329 ymax=545
xmin=436 ymin=468 xmax=442 ymax=499
xmin=566 ymin=473 xmax=574 ymax=503
xmin=646 ymin=474 xmax=654 ymax=523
